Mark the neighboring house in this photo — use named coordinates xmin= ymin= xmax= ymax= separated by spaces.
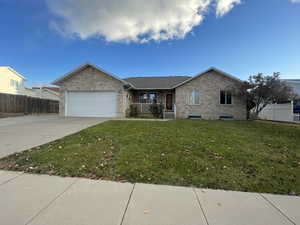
xmin=258 ymin=79 xmax=300 ymax=122
xmin=0 ymin=66 xmax=60 ymax=101
xmin=283 ymin=79 xmax=300 ymax=104
xmin=27 ymin=87 xmax=60 ymax=101
xmin=0 ymin=66 xmax=27 ymax=95
xmin=52 ymin=63 xmax=247 ymax=119
xmin=284 ymin=79 xmax=300 ymax=114
xmin=43 ymin=87 xmax=60 ymax=94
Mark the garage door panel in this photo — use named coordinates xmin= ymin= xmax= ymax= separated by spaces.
xmin=67 ymin=92 xmax=117 ymax=117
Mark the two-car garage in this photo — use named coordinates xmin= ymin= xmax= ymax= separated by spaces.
xmin=65 ymin=91 xmax=118 ymax=118
xmin=53 ymin=63 xmax=127 ymax=118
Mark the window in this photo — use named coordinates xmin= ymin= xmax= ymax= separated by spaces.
xmin=220 ymin=91 xmax=232 ymax=104
xmin=139 ymin=93 xmax=148 ymax=103
xmin=191 ymin=90 xmax=200 ymax=105
xmin=139 ymin=93 xmax=158 ymax=103
xmin=149 ymin=93 xmax=158 ymax=104
xmin=10 ymin=79 xmax=19 ymax=88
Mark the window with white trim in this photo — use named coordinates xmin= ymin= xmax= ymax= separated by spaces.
xmin=190 ymin=90 xmax=200 ymax=105
xmin=220 ymin=90 xmax=232 ymax=104
xmin=10 ymin=79 xmax=19 ymax=88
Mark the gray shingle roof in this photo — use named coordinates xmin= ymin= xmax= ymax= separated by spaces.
xmin=123 ymin=76 xmax=191 ymax=89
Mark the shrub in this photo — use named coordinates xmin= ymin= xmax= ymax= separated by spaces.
xmin=150 ymin=103 xmax=164 ymax=118
xmin=129 ymin=105 xmax=138 ymax=118
xmin=125 ymin=108 xmax=131 ymax=118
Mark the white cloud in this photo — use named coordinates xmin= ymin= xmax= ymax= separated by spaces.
xmin=47 ymin=0 xmax=241 ymax=43
xmin=290 ymin=0 xmax=300 ymax=3
xmin=216 ymin=0 xmax=241 ymax=17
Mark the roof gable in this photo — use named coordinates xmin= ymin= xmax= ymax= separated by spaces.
xmin=0 ymin=66 xmax=27 ymax=80
xmin=52 ymin=64 xmax=243 ymax=90
xmin=173 ymin=67 xmax=244 ymax=88
xmin=52 ymin=63 xmax=128 ymax=86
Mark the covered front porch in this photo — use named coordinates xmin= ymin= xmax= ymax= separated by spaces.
xmin=129 ymin=90 xmax=176 ymax=118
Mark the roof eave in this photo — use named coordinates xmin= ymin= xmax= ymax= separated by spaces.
xmin=173 ymin=67 xmax=244 ymax=89
xmin=6 ymin=67 xmax=27 ymax=80
xmin=52 ymin=63 xmax=130 ymax=86
xmin=129 ymin=87 xmax=176 ymax=90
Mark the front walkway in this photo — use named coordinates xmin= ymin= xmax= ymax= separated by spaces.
xmin=1 ymin=171 xmax=299 ymax=225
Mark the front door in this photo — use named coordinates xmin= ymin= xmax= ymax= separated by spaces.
xmin=166 ymin=94 xmax=173 ymax=111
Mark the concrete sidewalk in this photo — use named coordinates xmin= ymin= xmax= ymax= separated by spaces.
xmin=0 ymin=170 xmax=299 ymax=225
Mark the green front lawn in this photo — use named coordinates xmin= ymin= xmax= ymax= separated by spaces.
xmin=0 ymin=120 xmax=299 ymax=195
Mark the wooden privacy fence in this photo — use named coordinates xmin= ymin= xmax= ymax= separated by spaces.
xmin=0 ymin=93 xmax=59 ymax=114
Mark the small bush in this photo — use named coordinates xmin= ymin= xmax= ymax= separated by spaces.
xmin=150 ymin=103 xmax=164 ymax=118
xmin=125 ymin=108 xmax=131 ymax=118
xmin=129 ymin=105 xmax=138 ymax=118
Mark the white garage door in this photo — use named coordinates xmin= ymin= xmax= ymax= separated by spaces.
xmin=66 ymin=91 xmax=118 ymax=117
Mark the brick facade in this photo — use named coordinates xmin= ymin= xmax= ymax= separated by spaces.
xmin=175 ymin=71 xmax=247 ymax=120
xmin=58 ymin=66 xmax=129 ymax=117
xmin=56 ymin=65 xmax=246 ymax=120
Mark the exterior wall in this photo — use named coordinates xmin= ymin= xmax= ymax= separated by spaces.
xmin=175 ymin=71 xmax=247 ymax=120
xmin=59 ymin=90 xmax=66 ymax=116
xmin=0 ymin=67 xmax=26 ymax=95
xmin=58 ymin=66 xmax=128 ymax=117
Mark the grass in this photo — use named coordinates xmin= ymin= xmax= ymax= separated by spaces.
xmin=0 ymin=120 xmax=299 ymax=195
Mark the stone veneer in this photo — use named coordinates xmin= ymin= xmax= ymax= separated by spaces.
xmin=58 ymin=66 xmax=129 ymax=117
xmin=175 ymin=71 xmax=247 ymax=120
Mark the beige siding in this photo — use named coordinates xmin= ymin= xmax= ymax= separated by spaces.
xmin=175 ymin=71 xmax=247 ymax=120
xmin=58 ymin=66 xmax=128 ymax=117
xmin=0 ymin=67 xmax=26 ymax=95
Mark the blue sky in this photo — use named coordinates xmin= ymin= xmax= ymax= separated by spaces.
xmin=0 ymin=0 xmax=299 ymax=86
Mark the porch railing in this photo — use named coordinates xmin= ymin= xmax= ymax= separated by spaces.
xmin=131 ymin=103 xmax=152 ymax=114
xmin=131 ymin=103 xmax=176 ymax=118
xmin=294 ymin=113 xmax=300 ymax=122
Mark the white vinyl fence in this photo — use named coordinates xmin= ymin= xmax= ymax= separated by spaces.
xmin=258 ymin=102 xmax=299 ymax=123
xmin=294 ymin=113 xmax=300 ymax=122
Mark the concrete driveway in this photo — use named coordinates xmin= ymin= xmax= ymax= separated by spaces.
xmin=0 ymin=115 xmax=106 ymax=158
